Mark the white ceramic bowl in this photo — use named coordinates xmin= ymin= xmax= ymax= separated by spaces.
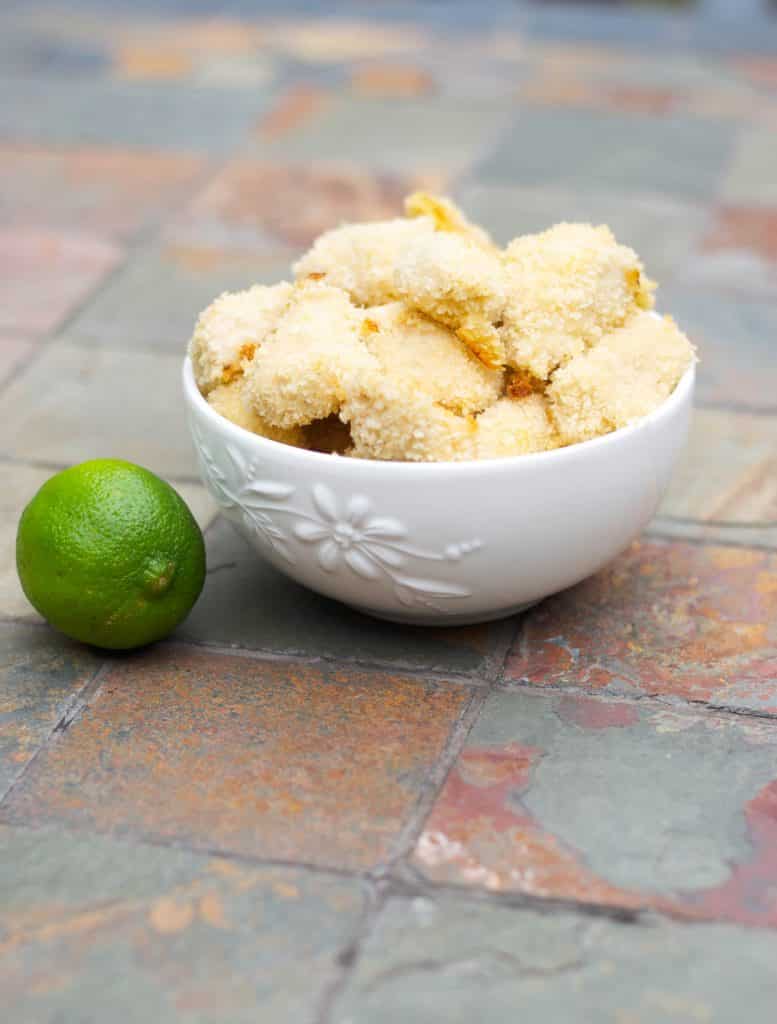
xmin=183 ymin=358 xmax=694 ymax=626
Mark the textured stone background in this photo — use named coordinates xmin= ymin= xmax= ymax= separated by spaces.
xmin=1 ymin=0 xmax=777 ymax=1020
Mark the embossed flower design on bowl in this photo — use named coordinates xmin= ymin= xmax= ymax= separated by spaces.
xmin=190 ymin=421 xmax=483 ymax=612
xmin=289 ymin=484 xmax=482 ymax=609
xmin=293 ymin=485 xmax=411 ymax=578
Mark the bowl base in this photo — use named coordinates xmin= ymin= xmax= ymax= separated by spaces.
xmin=347 ymin=599 xmax=540 ymax=628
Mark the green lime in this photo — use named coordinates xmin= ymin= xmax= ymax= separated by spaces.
xmin=16 ymin=459 xmax=206 ymax=650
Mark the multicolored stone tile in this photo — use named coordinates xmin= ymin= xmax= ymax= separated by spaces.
xmin=333 ymin=893 xmax=777 ymax=1023
xmin=0 ymin=228 xmax=120 ymax=337
xmin=647 ymin=518 xmax=777 ymax=552
xmin=112 ymin=16 xmax=274 ymax=84
xmin=350 ymin=62 xmax=435 ymax=98
xmin=0 ymin=825 xmax=364 ymax=1024
xmin=520 ymin=72 xmax=683 ymax=116
xmin=732 ymin=55 xmax=777 ymax=90
xmin=173 ymin=158 xmax=447 ymax=255
xmin=1 ymin=647 xmax=469 ymax=869
xmin=687 ymin=204 xmax=777 ymax=296
xmin=59 ymin=241 xmax=293 ymax=352
xmin=413 ymin=687 xmax=777 ymax=926
xmin=0 ymin=77 xmax=276 ymax=153
xmin=262 ymin=95 xmax=510 ymax=176
xmin=477 ymin=108 xmax=736 ymax=200
xmin=0 ymin=336 xmax=36 ymax=387
xmin=1 ymin=343 xmax=198 ymax=477
xmin=0 ymin=26 xmax=108 ymax=77
xmin=660 ymin=408 xmax=777 ymax=524
xmin=0 ymin=622 xmax=101 ymax=800
xmin=261 ymin=18 xmax=429 ymax=63
xmin=505 ymin=539 xmax=777 ymax=714
xmin=174 ymin=159 xmax=446 ymax=256
xmin=454 ymin=181 xmax=709 ymax=282
xmin=721 ymin=127 xmax=777 ymax=207
xmin=0 ymin=464 xmax=51 ymax=621
xmin=703 ymin=205 xmax=777 ymax=265
xmin=415 ymin=52 xmax=527 ymax=101
xmin=258 ymin=84 xmax=334 ymax=142
xmin=660 ymin=287 xmax=777 ymax=410
xmin=179 ymin=517 xmax=505 ymax=677
xmin=0 ymin=145 xmax=206 ymax=240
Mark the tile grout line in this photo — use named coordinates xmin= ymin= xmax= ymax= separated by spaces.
xmin=0 ymin=658 xmax=109 ymax=810
xmin=374 ymin=616 xmax=518 ymax=872
xmin=5 ymin=625 xmax=775 ymax=723
xmin=3 ymin=809 xmax=757 ymax=934
xmin=0 ymin=450 xmax=208 ymax=487
xmin=655 ymin=513 xmax=777 ymax=530
xmin=315 ymin=879 xmax=389 ymax=1024
xmin=0 ymin=148 xmax=232 ymax=402
xmin=694 ymin=399 xmax=777 ymax=419
xmin=159 ymin=636 xmax=492 ymax=690
xmin=314 ymin=690 xmax=491 ymax=1024
xmin=385 ymin=874 xmax=645 ymax=926
xmin=0 ymin=813 xmax=370 ymax=882
xmin=493 ymin=674 xmax=777 ymax=724
xmin=644 ymin=526 xmax=777 ymax=552
xmin=375 ymin=686 xmax=492 ymax=878
xmin=315 ymin=616 xmax=521 ymax=1021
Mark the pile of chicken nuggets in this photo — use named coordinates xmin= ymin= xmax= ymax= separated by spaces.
xmin=189 ymin=193 xmax=695 ymax=461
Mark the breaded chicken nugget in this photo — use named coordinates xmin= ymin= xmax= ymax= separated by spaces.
xmin=189 ymin=282 xmax=292 ymax=394
xmin=548 ymin=311 xmax=695 ymax=445
xmin=243 ymin=280 xmax=376 ymax=430
xmin=207 ymin=380 xmax=304 ymax=446
xmin=404 ymin=192 xmax=495 ymax=250
xmin=394 ymin=232 xmax=508 ymax=370
xmin=342 ymin=303 xmax=498 ymax=462
xmin=362 ymin=303 xmax=503 ymax=414
xmin=502 ymin=223 xmax=655 ymax=380
xmin=476 ymin=395 xmax=559 ymax=459
xmin=345 ymin=382 xmax=477 ymax=462
xmin=292 ymin=216 xmax=436 ymax=307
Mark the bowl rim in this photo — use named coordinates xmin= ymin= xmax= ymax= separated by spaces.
xmin=183 ymin=356 xmax=695 ymax=476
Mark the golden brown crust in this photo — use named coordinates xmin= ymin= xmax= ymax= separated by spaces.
xmin=505 ymin=367 xmax=544 ymax=399
xmin=404 ymin=191 xmax=495 ymax=250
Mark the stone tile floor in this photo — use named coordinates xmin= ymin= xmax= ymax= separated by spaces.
xmin=1 ymin=1 xmax=777 ymax=1020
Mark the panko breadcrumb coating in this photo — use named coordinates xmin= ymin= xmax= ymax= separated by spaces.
xmin=189 ymin=283 xmax=292 ymax=394
xmin=548 ymin=311 xmax=695 ymax=445
xmin=207 ymin=381 xmax=304 ymax=446
xmin=502 ymin=223 xmax=655 ymax=380
xmin=404 ymin=192 xmax=495 ymax=251
xmin=362 ymin=303 xmax=503 ymax=414
xmin=191 ymin=193 xmax=694 ymax=463
xmin=344 ymin=382 xmax=477 ymax=462
xmin=243 ymin=280 xmax=376 ymax=430
xmin=342 ymin=303 xmax=494 ymax=461
xmin=476 ymin=395 xmax=558 ymax=459
xmin=394 ymin=233 xmax=507 ymax=369
xmin=292 ymin=217 xmax=435 ymax=307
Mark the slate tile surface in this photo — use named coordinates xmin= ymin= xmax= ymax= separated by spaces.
xmin=0 ymin=824 xmax=365 ymax=1024
xmin=1 ymin=647 xmax=469 ymax=870
xmin=413 ymin=687 xmax=777 ymax=926
xmin=505 ymin=539 xmax=777 ymax=713
xmin=181 ymin=517 xmax=505 ymax=677
xmin=333 ymin=894 xmax=777 ymax=1024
